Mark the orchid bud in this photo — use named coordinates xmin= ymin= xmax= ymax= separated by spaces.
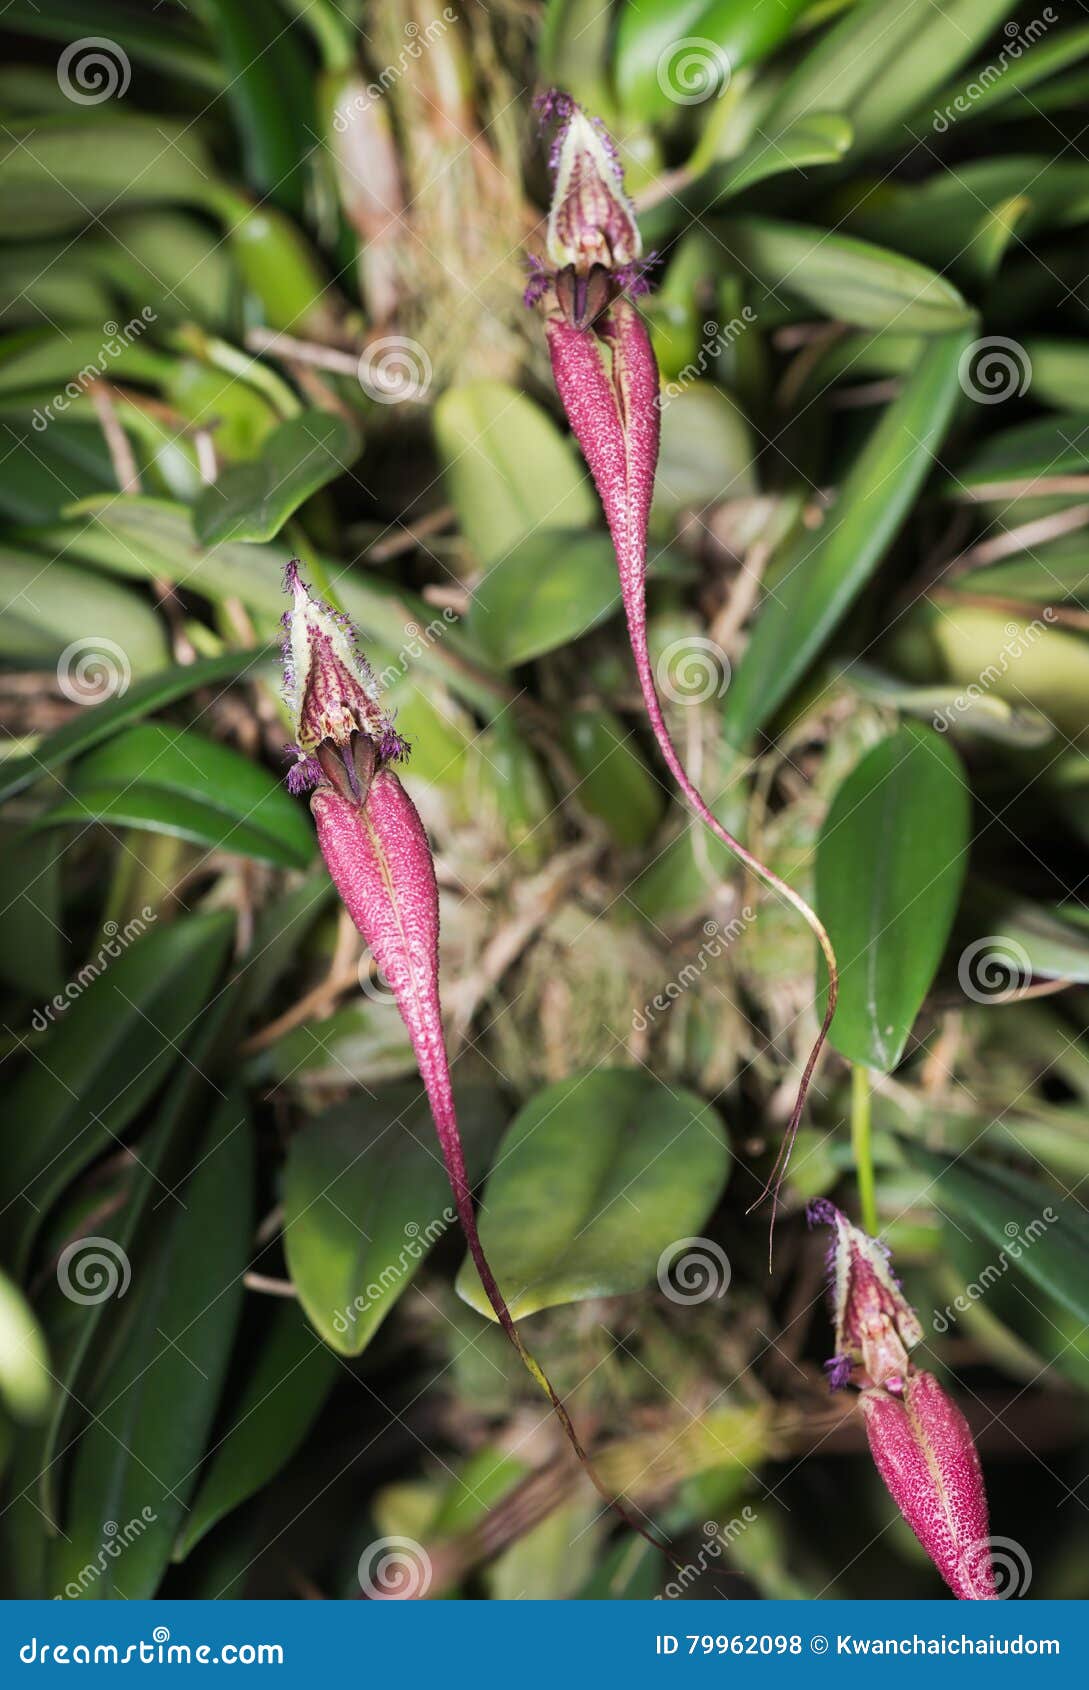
xmin=862 ymin=1372 xmax=996 ymax=1600
xmin=808 ymin=1202 xmax=996 ymax=1600
xmin=808 ymin=1198 xmax=923 ymax=1391
xmin=281 ymin=561 xmax=407 ymax=794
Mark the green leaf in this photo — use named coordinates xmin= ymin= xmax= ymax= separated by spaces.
xmin=959 ymin=887 xmax=1089 ymax=986
xmin=456 ymin=1068 xmax=729 ymax=1321
xmin=815 ymin=723 xmax=970 ymax=1070
xmin=720 ymin=220 xmax=974 ymax=334
xmin=768 ymin=0 xmax=1011 ymax=156
xmin=0 ymin=422 xmax=118 ymax=524
xmin=52 ymin=1092 xmax=253 ymax=1599
xmin=469 ymin=531 xmax=620 ymax=665
xmin=845 ymin=663 xmax=1053 ymax=750
xmin=38 ymin=722 xmax=314 ymax=870
xmin=561 ymin=707 xmax=664 ymax=848
xmin=199 ymin=0 xmax=316 ymax=217
xmin=0 ymin=648 xmax=275 ymax=805
xmin=0 ymin=827 xmax=65 ymax=998
xmin=615 ymin=0 xmax=810 ymax=121
xmin=702 ymin=113 xmax=854 ymax=203
xmin=723 ymin=330 xmax=971 ymax=744
xmin=903 ymin=1144 xmax=1089 ymax=1327
xmin=0 ymin=1271 xmax=50 ymax=1423
xmin=1023 ymin=340 xmax=1089 ymax=412
xmin=0 ymin=547 xmax=168 ymax=673
xmin=2 ymin=0 xmax=223 ymax=90
xmin=0 ymin=911 xmax=234 ymax=1267
xmin=433 ymin=383 xmax=596 ymax=568
xmin=283 ymin=1084 xmax=507 ymax=1354
xmin=193 ymin=413 xmax=360 ymax=545
xmin=175 ymin=1303 xmax=337 ymax=1560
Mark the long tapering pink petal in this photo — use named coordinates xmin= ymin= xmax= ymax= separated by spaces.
xmin=546 ymin=302 xmax=838 ymax=1227
xmin=861 ymin=1371 xmax=997 ymax=1600
xmin=312 ymin=772 xmax=665 ymax=1547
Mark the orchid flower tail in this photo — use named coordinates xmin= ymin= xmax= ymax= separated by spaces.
xmin=282 ymin=562 xmax=670 ymax=1558
xmin=545 ymin=299 xmax=838 ymax=1247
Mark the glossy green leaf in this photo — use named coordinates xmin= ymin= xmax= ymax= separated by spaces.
xmin=720 ymin=220 xmax=974 ymax=334
xmin=616 ymin=0 xmax=809 ymax=121
xmin=3 ymin=0 xmax=223 ymax=89
xmin=0 ymin=911 xmax=234 ymax=1266
xmin=39 ymin=722 xmax=314 ymax=869
xmin=723 ymin=330 xmax=970 ymax=744
xmin=199 ymin=0 xmax=316 ymax=216
xmin=457 ymin=1068 xmax=728 ymax=1320
xmin=768 ymin=0 xmax=1011 ymax=155
xmin=0 ymin=648 xmax=275 ymax=805
xmin=193 ymin=413 xmax=360 ymax=545
xmin=904 ymin=1144 xmax=1089 ymax=1327
xmin=469 ymin=531 xmax=620 ymax=666
xmin=283 ymin=1084 xmax=507 ymax=1354
xmin=434 ymin=383 xmax=596 ymax=568
xmin=52 ymin=1092 xmax=253 ymax=1599
xmin=815 ymin=723 xmax=970 ymax=1070
xmin=175 ymin=1302 xmax=337 ymax=1559
xmin=0 ymin=117 xmax=216 ymax=238
xmin=0 ymin=326 xmax=169 ymax=398
xmin=703 ymin=113 xmax=853 ymax=203
xmin=0 ymin=548 xmax=168 ymax=673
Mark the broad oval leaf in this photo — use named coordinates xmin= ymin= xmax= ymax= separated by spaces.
xmin=615 ymin=0 xmax=809 ymax=121
xmin=723 ymin=330 xmax=970 ymax=744
xmin=283 ymin=1083 xmax=507 ymax=1354
xmin=39 ymin=722 xmax=314 ymax=869
xmin=456 ymin=1067 xmax=729 ymax=1320
xmin=193 ymin=412 xmax=360 ymax=545
xmin=51 ymin=1092 xmax=253 ymax=1599
xmin=433 ymin=382 xmax=596 ymax=568
xmin=469 ymin=531 xmax=620 ymax=666
xmin=815 ymin=722 xmax=970 ymax=1071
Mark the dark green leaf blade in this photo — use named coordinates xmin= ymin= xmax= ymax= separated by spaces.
xmin=816 ymin=723 xmax=970 ymax=1071
xmin=193 ymin=413 xmax=360 ymax=545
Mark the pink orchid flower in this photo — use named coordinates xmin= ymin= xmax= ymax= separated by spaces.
xmin=809 ymin=1201 xmax=996 ymax=1599
xmin=528 ymin=93 xmax=838 ymax=1224
xmin=282 ymin=563 xmax=665 ymax=1549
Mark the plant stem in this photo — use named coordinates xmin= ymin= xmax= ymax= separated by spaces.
xmin=851 ymin=1063 xmax=878 ymax=1234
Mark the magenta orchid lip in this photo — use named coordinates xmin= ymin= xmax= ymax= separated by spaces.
xmin=529 ymin=92 xmax=838 ymax=1231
